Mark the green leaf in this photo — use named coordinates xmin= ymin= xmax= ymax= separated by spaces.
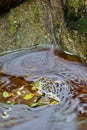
xmin=29 ymin=101 xmax=41 ymax=108
xmin=23 ymin=93 xmax=34 ymax=100
xmin=3 ymin=91 xmax=9 ymax=98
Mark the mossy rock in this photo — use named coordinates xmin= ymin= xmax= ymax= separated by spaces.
xmin=66 ymin=17 xmax=87 ymax=36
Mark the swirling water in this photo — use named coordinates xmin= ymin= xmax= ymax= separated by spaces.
xmin=0 ymin=46 xmax=87 ymax=130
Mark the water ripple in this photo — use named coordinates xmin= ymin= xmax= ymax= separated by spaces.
xmin=0 ymin=46 xmax=87 ymax=130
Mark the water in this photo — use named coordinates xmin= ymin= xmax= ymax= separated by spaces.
xmin=0 ymin=46 xmax=87 ymax=130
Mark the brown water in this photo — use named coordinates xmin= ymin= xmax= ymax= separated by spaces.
xmin=0 ymin=46 xmax=87 ymax=130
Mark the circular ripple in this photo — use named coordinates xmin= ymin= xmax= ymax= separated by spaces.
xmin=0 ymin=47 xmax=87 ymax=128
xmin=0 ymin=47 xmax=87 ymax=81
xmin=0 ymin=48 xmax=62 ymax=76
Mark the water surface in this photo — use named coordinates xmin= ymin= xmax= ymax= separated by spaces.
xmin=0 ymin=46 xmax=87 ymax=130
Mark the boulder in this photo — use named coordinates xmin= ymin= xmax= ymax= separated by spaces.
xmin=0 ymin=0 xmax=63 ymax=52
xmin=0 ymin=0 xmax=87 ymax=63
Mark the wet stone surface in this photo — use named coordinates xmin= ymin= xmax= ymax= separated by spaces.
xmin=0 ymin=46 xmax=87 ymax=130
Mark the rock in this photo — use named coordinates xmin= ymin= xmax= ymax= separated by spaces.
xmin=0 ymin=0 xmax=87 ymax=63
xmin=60 ymin=0 xmax=87 ymax=64
xmin=60 ymin=25 xmax=87 ymax=64
xmin=0 ymin=0 xmax=63 ymax=52
xmin=0 ymin=0 xmax=24 ymax=12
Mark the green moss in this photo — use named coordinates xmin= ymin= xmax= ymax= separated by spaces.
xmin=65 ymin=17 xmax=87 ymax=36
xmin=9 ymin=25 xmax=17 ymax=36
xmin=65 ymin=0 xmax=84 ymax=19
xmin=7 ymin=15 xmax=18 ymax=36
xmin=78 ymin=17 xmax=87 ymax=36
xmin=66 ymin=20 xmax=79 ymax=30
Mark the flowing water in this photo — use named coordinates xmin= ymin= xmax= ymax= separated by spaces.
xmin=0 ymin=46 xmax=87 ymax=130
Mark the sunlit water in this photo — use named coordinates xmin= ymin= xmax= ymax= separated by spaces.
xmin=0 ymin=46 xmax=87 ymax=130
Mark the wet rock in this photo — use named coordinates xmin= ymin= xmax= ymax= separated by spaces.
xmin=0 ymin=0 xmax=87 ymax=63
xmin=0 ymin=0 xmax=64 ymax=52
xmin=60 ymin=25 xmax=87 ymax=64
xmin=59 ymin=0 xmax=87 ymax=64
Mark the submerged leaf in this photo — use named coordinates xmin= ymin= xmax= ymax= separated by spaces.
xmin=50 ymin=100 xmax=59 ymax=105
xmin=3 ymin=91 xmax=9 ymax=98
xmin=29 ymin=101 xmax=41 ymax=108
xmin=17 ymin=91 xmax=21 ymax=96
xmin=23 ymin=93 xmax=34 ymax=100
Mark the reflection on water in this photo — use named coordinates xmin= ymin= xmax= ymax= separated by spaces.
xmin=0 ymin=46 xmax=87 ymax=130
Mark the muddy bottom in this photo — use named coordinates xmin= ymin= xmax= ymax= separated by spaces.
xmin=0 ymin=46 xmax=87 ymax=130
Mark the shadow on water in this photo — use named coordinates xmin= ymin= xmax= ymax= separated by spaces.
xmin=0 ymin=46 xmax=87 ymax=130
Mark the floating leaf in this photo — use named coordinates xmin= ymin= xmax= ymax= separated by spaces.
xmin=3 ymin=91 xmax=9 ymax=98
xmin=23 ymin=93 xmax=34 ymax=100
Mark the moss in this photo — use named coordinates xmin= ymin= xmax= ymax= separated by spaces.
xmin=9 ymin=24 xmax=19 ymax=36
xmin=29 ymin=4 xmax=41 ymax=24
xmin=66 ymin=20 xmax=79 ymax=30
xmin=65 ymin=0 xmax=84 ymax=19
xmin=7 ymin=13 xmax=19 ymax=36
xmin=78 ymin=17 xmax=87 ymax=36
xmin=65 ymin=17 xmax=87 ymax=36
xmin=64 ymin=0 xmax=85 ymax=32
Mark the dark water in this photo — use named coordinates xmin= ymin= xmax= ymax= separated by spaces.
xmin=0 ymin=46 xmax=87 ymax=130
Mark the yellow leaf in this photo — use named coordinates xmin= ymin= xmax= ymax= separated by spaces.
xmin=32 ymin=87 xmax=35 ymax=91
xmin=8 ymin=93 xmax=14 ymax=97
xmin=50 ymin=101 xmax=59 ymax=105
xmin=23 ymin=93 xmax=34 ymax=100
xmin=17 ymin=91 xmax=21 ymax=96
